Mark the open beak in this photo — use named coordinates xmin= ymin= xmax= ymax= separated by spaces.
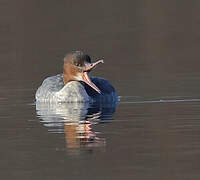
xmin=82 ymin=59 xmax=104 ymax=94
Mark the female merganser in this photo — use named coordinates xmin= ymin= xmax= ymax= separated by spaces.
xmin=35 ymin=51 xmax=118 ymax=103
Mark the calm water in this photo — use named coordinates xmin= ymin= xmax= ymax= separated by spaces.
xmin=1 ymin=0 xmax=200 ymax=179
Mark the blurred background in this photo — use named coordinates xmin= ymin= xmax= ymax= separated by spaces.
xmin=1 ymin=0 xmax=200 ymax=97
xmin=1 ymin=1 xmax=200 ymax=180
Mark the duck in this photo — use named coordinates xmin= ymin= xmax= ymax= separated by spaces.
xmin=35 ymin=51 xmax=118 ymax=103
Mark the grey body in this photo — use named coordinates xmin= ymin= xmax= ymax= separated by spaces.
xmin=35 ymin=74 xmax=118 ymax=103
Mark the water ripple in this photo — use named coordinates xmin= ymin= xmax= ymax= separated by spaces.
xmin=36 ymin=101 xmax=117 ymax=153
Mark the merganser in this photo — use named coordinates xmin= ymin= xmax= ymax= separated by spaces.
xmin=35 ymin=51 xmax=118 ymax=103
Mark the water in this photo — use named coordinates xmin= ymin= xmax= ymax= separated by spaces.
xmin=1 ymin=0 xmax=200 ymax=179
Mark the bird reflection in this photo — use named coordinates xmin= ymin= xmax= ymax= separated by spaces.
xmin=36 ymin=102 xmax=116 ymax=154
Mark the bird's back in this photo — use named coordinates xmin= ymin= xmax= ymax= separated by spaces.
xmin=35 ymin=74 xmax=64 ymax=102
xmin=36 ymin=75 xmax=118 ymax=104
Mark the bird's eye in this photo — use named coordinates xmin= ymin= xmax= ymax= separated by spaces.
xmin=74 ymin=62 xmax=80 ymax=67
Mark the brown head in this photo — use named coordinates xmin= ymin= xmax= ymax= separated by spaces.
xmin=63 ymin=51 xmax=104 ymax=93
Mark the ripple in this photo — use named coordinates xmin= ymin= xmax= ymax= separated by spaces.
xmin=118 ymin=96 xmax=200 ymax=104
xmin=36 ymin=101 xmax=117 ymax=153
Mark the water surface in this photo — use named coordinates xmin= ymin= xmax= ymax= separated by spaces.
xmin=1 ymin=0 xmax=200 ymax=179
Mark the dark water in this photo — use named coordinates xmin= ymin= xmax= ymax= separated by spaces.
xmin=1 ymin=0 xmax=200 ymax=179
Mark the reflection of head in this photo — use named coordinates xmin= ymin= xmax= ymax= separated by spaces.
xmin=36 ymin=102 xmax=116 ymax=154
